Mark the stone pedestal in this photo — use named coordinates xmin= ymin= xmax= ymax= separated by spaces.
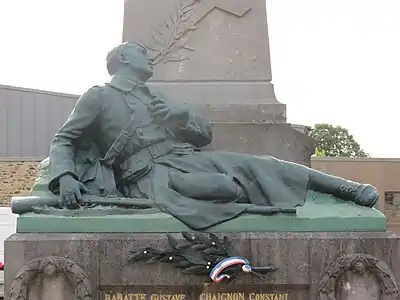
xmin=207 ymin=123 xmax=315 ymax=166
xmin=123 ymin=0 xmax=315 ymax=166
xmin=5 ymin=232 xmax=400 ymax=300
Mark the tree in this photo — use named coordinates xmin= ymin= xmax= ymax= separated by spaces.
xmin=314 ymin=147 xmax=326 ymax=157
xmin=309 ymin=123 xmax=369 ymax=157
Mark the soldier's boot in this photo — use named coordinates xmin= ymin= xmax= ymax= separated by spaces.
xmin=308 ymin=169 xmax=379 ymax=207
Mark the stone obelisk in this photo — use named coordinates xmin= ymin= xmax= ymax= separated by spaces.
xmin=123 ymin=0 xmax=314 ymax=165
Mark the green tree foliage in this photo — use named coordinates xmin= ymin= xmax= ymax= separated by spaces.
xmin=314 ymin=147 xmax=326 ymax=157
xmin=309 ymin=123 xmax=369 ymax=157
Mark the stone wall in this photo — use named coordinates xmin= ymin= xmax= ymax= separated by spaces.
xmin=0 ymin=161 xmax=39 ymax=206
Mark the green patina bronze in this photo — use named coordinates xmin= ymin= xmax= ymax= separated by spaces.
xmin=15 ymin=190 xmax=386 ymax=233
xmin=12 ymin=42 xmax=383 ymax=232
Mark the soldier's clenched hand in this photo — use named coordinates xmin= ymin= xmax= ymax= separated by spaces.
xmin=58 ymin=175 xmax=91 ymax=209
xmin=150 ymin=97 xmax=188 ymax=124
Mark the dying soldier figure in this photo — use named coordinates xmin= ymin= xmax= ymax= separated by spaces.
xmin=47 ymin=43 xmax=378 ymax=230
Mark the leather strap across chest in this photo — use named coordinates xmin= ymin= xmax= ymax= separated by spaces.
xmin=101 ymin=85 xmax=171 ymax=167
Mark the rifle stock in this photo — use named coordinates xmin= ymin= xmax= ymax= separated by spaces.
xmin=11 ymin=195 xmax=297 ymax=215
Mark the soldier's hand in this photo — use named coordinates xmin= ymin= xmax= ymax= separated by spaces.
xmin=150 ymin=97 xmax=188 ymax=124
xmin=58 ymin=175 xmax=91 ymax=209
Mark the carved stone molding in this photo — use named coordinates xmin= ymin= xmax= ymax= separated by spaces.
xmin=9 ymin=256 xmax=91 ymax=300
xmin=319 ymin=253 xmax=400 ymax=300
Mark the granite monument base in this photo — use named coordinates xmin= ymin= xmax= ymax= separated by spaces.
xmin=5 ymin=231 xmax=400 ymax=300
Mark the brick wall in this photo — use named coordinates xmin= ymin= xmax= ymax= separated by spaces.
xmin=0 ymin=161 xmax=39 ymax=206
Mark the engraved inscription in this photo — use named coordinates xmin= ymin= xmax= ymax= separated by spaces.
xmin=248 ymin=294 xmax=288 ymax=300
xmin=104 ymin=294 xmax=185 ymax=300
xmin=104 ymin=292 xmax=289 ymax=300
xmin=200 ymin=293 xmax=288 ymax=300
xmin=102 ymin=284 xmax=297 ymax=300
xmin=104 ymin=294 xmax=146 ymax=300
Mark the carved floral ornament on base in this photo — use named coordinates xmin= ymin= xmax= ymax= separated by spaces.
xmin=319 ymin=253 xmax=400 ymax=300
xmin=129 ymin=232 xmax=277 ymax=283
xmin=143 ymin=0 xmax=251 ymax=65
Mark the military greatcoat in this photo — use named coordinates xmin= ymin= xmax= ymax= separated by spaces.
xmin=49 ymin=75 xmax=311 ymax=229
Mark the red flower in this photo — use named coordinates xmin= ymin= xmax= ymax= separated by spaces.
xmin=0 ymin=262 xmax=4 ymax=270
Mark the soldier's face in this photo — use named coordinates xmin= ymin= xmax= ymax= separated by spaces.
xmin=123 ymin=44 xmax=153 ymax=80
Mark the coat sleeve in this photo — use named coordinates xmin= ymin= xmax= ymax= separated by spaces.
xmin=48 ymin=86 xmax=103 ymax=193
xmin=174 ymin=105 xmax=213 ymax=148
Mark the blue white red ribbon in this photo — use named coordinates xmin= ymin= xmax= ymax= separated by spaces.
xmin=209 ymin=256 xmax=252 ymax=283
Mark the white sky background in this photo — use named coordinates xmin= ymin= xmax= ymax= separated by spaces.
xmin=0 ymin=0 xmax=399 ymax=157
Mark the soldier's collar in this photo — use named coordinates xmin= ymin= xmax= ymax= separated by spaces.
xmin=107 ymin=75 xmax=148 ymax=93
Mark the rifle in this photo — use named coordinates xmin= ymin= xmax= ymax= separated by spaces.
xmin=11 ymin=195 xmax=297 ymax=215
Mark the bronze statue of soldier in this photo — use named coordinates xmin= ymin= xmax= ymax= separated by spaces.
xmin=46 ymin=42 xmax=379 ymax=230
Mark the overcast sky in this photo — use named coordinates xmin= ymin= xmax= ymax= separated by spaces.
xmin=0 ymin=0 xmax=399 ymax=157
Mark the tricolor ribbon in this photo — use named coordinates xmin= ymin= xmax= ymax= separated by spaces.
xmin=209 ymin=256 xmax=257 ymax=283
